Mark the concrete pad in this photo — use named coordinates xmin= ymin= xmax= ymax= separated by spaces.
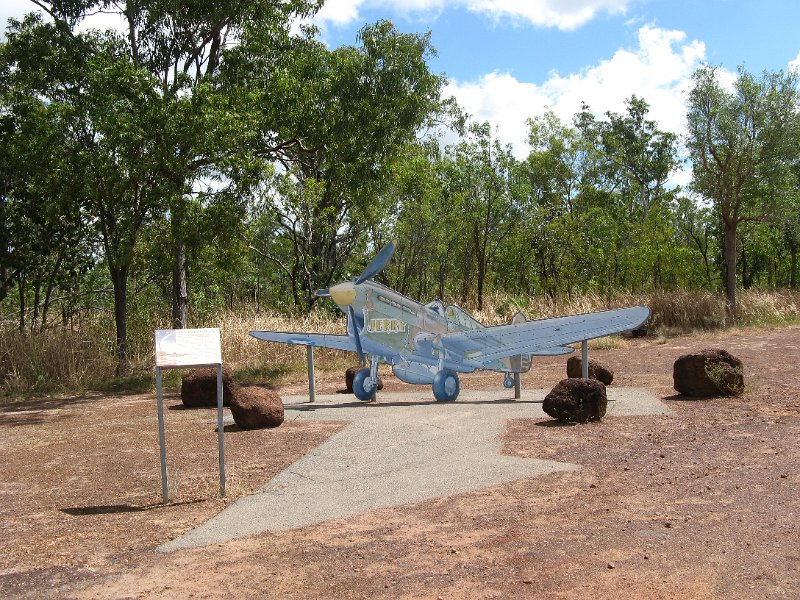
xmin=159 ymin=387 xmax=671 ymax=552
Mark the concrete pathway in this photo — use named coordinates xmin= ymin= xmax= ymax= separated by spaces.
xmin=159 ymin=388 xmax=671 ymax=552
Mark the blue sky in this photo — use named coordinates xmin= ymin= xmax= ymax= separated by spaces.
xmin=309 ymin=0 xmax=800 ymax=171
xmin=3 ymin=0 xmax=799 ymax=169
xmin=318 ymin=0 xmax=800 ymax=83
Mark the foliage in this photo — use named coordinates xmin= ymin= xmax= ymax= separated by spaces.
xmin=686 ymin=65 xmax=800 ymax=315
xmin=1 ymin=1 xmax=800 ymax=397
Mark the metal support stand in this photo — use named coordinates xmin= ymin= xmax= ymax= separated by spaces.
xmin=215 ymin=364 xmax=226 ymax=498
xmin=155 ymin=362 xmax=226 ymax=504
xmin=581 ymin=340 xmax=589 ymax=378
xmin=155 ymin=367 xmax=169 ymax=504
xmin=514 ymin=372 xmax=521 ymax=399
xmin=369 ymin=357 xmax=379 ymax=400
xmin=306 ymin=345 xmax=316 ymax=403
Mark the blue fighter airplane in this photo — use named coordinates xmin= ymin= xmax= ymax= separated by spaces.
xmin=250 ymin=241 xmax=649 ymax=402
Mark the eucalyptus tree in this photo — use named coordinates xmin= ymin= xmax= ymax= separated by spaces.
xmin=521 ymin=111 xmax=599 ymax=297
xmin=378 ymin=141 xmax=446 ymax=299
xmin=675 ymin=196 xmax=718 ymax=288
xmin=438 ymin=121 xmax=518 ymax=310
xmin=686 ymin=65 xmax=800 ymax=315
xmin=96 ymin=0 xmax=322 ymax=329
xmin=2 ymin=1 xmax=323 ymax=369
xmin=574 ymin=97 xmax=681 ymax=290
xmin=245 ymin=21 xmax=444 ymax=311
xmin=577 ymin=96 xmax=678 ymax=219
xmin=0 ymin=15 xmax=94 ymax=331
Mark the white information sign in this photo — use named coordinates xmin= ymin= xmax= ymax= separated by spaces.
xmin=155 ymin=328 xmax=222 ymax=367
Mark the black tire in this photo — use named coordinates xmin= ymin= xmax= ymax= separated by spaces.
xmin=432 ymin=369 xmax=460 ymax=402
xmin=353 ymin=367 xmax=376 ymax=401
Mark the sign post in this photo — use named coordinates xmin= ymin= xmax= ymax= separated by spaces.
xmin=154 ymin=328 xmax=225 ymax=504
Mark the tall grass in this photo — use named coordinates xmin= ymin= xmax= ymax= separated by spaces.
xmin=2 ymin=289 xmax=799 ymax=396
xmin=0 ymin=321 xmax=119 ymax=395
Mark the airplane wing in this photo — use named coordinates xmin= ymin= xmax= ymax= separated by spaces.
xmin=441 ymin=306 xmax=649 ymax=368
xmin=249 ymin=331 xmax=357 ymax=352
xmin=532 ymin=346 xmax=575 ymax=356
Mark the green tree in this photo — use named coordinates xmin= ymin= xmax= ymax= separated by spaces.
xmin=577 ymin=96 xmax=678 ymax=219
xmin=123 ymin=0 xmax=322 ymax=328
xmin=246 ymin=21 xmax=444 ymax=311
xmin=435 ymin=122 xmax=518 ymax=310
xmin=2 ymin=1 xmax=323 ymax=368
xmin=686 ymin=65 xmax=800 ymax=315
xmin=0 ymin=15 xmax=94 ymax=331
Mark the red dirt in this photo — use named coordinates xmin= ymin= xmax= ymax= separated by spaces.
xmin=1 ymin=325 xmax=799 ymax=599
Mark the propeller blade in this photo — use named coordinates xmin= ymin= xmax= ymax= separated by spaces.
xmin=348 ymin=305 xmax=365 ymax=363
xmin=315 ymin=289 xmax=331 ymax=297
xmin=354 ymin=240 xmax=397 ymax=285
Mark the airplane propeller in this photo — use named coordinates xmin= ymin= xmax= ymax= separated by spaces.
xmin=348 ymin=305 xmax=365 ymax=363
xmin=355 ymin=239 xmax=396 ymax=284
xmin=314 ymin=239 xmax=397 ymax=298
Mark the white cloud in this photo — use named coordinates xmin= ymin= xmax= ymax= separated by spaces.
xmin=314 ymin=0 xmax=365 ymax=27
xmin=0 ymin=2 xmax=127 ymax=36
xmin=466 ymin=0 xmax=629 ymax=30
xmin=445 ymin=25 xmax=707 ymax=160
xmin=790 ymin=50 xmax=800 ymax=74
xmin=312 ymin=0 xmax=629 ymax=30
xmin=0 ymin=0 xmax=37 ymax=35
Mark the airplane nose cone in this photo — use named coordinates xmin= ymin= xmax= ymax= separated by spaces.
xmin=330 ymin=282 xmax=357 ymax=306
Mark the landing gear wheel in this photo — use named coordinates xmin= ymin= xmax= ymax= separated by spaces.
xmin=353 ymin=367 xmax=377 ymax=401
xmin=432 ymin=369 xmax=460 ymax=402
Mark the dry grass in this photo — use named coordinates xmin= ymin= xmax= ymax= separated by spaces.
xmin=2 ymin=289 xmax=799 ymax=396
xmin=482 ymin=288 xmax=800 ymax=332
xmin=0 ymin=322 xmax=119 ymax=395
xmin=216 ymin=311 xmax=347 ymax=372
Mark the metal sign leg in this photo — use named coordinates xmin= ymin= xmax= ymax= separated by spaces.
xmin=514 ymin=372 xmax=521 ymax=399
xmin=155 ymin=367 xmax=169 ymax=504
xmin=216 ymin=364 xmax=226 ymax=497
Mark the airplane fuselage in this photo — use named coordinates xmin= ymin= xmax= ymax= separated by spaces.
xmin=330 ymin=280 xmax=517 ymax=384
xmin=250 ymin=241 xmax=649 ymax=402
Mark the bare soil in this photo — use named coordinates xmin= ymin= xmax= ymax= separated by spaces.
xmin=1 ymin=325 xmax=799 ymax=599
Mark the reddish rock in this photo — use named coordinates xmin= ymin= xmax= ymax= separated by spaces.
xmin=566 ymin=357 xmax=614 ymax=385
xmin=543 ymin=378 xmax=608 ymax=423
xmin=344 ymin=366 xmax=383 ymax=393
xmin=229 ymin=386 xmax=284 ymax=429
xmin=622 ymin=326 xmax=648 ymax=338
xmin=180 ymin=365 xmax=236 ymax=408
xmin=344 ymin=366 xmax=361 ymax=392
xmin=673 ymin=348 xmax=744 ymax=397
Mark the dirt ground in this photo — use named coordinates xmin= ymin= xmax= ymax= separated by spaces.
xmin=1 ymin=325 xmax=798 ymax=599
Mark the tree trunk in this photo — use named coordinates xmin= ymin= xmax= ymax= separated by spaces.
xmin=30 ymin=280 xmax=41 ymax=333
xmin=0 ymin=264 xmax=8 ymax=302
xmin=789 ymin=242 xmax=798 ymax=290
xmin=475 ymin=223 xmax=486 ymax=311
xmin=17 ymin=273 xmax=25 ymax=333
xmin=723 ymin=219 xmax=738 ymax=319
xmin=40 ymin=253 xmax=63 ymax=333
xmin=110 ymin=266 xmax=129 ymax=375
xmin=172 ymin=234 xmax=188 ymax=329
